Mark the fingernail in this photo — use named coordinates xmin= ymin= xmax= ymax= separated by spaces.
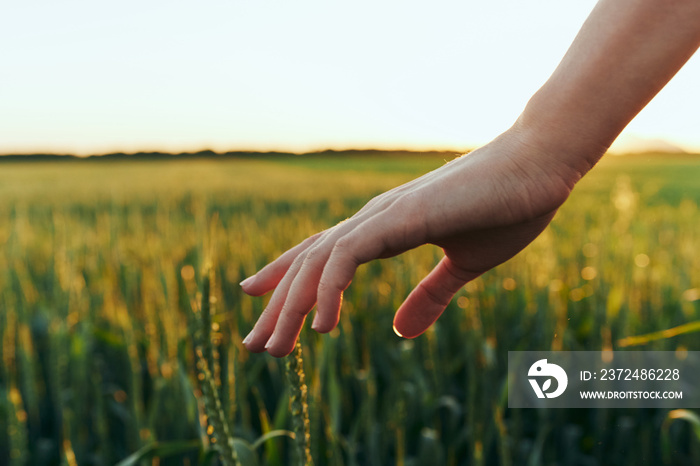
xmin=264 ymin=335 xmax=276 ymax=350
xmin=242 ymin=328 xmax=255 ymax=345
xmin=311 ymin=313 xmax=320 ymax=331
xmin=239 ymin=275 xmax=256 ymax=287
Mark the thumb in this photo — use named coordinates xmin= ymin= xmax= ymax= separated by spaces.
xmin=393 ymin=257 xmax=479 ymax=339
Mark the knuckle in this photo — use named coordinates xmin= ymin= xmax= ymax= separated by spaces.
xmin=394 ymin=190 xmax=422 ymax=216
xmin=444 ymin=260 xmax=476 ymax=283
xmin=281 ymin=303 xmax=310 ymax=318
xmin=291 ymin=253 xmax=306 ymax=269
xmin=317 ymin=278 xmax=331 ymax=292
xmin=394 ymin=190 xmax=416 ymax=208
xmin=318 ymin=276 xmax=343 ymax=295
xmin=309 ymin=230 xmax=330 ymax=245
xmin=333 ymin=234 xmax=356 ymax=253
xmin=302 ymin=245 xmax=323 ymax=265
xmin=361 ymin=195 xmax=380 ymax=211
xmin=309 ymin=231 xmax=325 ymax=241
xmin=359 ymin=190 xmax=400 ymax=215
xmin=418 ymin=281 xmax=449 ymax=307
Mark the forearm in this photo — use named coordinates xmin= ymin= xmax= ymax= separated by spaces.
xmin=516 ymin=0 xmax=700 ymax=182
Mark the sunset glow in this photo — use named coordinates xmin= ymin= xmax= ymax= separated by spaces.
xmin=2 ymin=0 xmax=699 ymax=155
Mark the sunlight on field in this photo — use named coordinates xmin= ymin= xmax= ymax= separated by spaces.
xmin=0 ymin=153 xmax=699 ymax=464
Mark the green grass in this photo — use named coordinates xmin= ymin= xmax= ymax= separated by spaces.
xmin=0 ymin=152 xmax=699 ymax=465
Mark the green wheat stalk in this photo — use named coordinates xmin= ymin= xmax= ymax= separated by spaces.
xmin=285 ymin=340 xmax=313 ymax=466
xmin=197 ymin=353 xmax=240 ymax=466
xmin=189 ymin=267 xmax=240 ymax=466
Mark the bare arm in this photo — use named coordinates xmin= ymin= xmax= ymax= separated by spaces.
xmin=518 ymin=0 xmax=700 ymax=180
xmin=242 ymin=0 xmax=700 ymax=357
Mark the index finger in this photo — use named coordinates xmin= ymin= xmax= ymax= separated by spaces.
xmin=240 ymin=231 xmax=323 ymax=296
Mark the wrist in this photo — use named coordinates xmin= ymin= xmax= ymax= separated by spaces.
xmin=510 ymin=96 xmax=611 ymax=188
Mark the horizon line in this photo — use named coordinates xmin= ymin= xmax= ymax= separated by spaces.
xmin=0 ymin=147 xmax=472 ymax=159
xmin=0 ymin=146 xmax=697 ymax=161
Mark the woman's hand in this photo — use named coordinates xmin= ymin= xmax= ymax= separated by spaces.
xmin=241 ymin=0 xmax=700 ymax=357
xmin=240 ymin=126 xmax=580 ymax=357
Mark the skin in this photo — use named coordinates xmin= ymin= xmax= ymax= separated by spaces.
xmin=241 ymin=0 xmax=700 ymax=357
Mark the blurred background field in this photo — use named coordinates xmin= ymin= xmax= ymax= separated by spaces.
xmin=1 ymin=151 xmax=699 ymax=465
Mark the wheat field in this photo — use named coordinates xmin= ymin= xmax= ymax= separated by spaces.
xmin=1 ymin=152 xmax=699 ymax=465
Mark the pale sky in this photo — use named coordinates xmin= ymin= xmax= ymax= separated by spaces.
xmin=1 ymin=0 xmax=699 ymax=156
